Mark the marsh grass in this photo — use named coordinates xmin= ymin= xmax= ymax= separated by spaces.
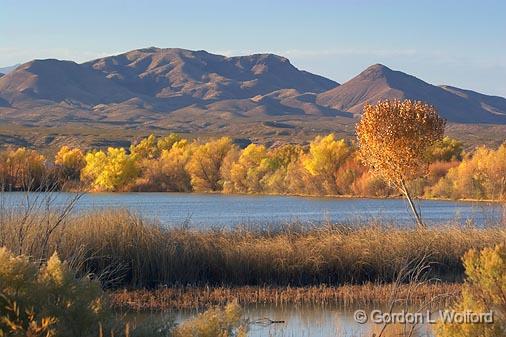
xmin=0 ymin=205 xmax=504 ymax=288
xmin=110 ymin=283 xmax=461 ymax=311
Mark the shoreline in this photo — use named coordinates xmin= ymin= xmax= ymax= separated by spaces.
xmin=110 ymin=283 xmax=462 ymax=312
xmin=2 ymin=190 xmax=504 ymax=204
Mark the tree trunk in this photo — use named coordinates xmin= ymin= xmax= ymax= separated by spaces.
xmin=400 ymin=180 xmax=425 ymax=228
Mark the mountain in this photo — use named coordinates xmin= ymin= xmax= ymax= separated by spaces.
xmin=0 ymin=59 xmax=134 ymax=107
xmin=0 ymin=48 xmax=506 ymax=150
xmin=0 ymin=48 xmax=341 ymax=121
xmin=316 ymin=64 xmax=506 ymax=123
xmin=85 ymin=48 xmax=337 ymax=100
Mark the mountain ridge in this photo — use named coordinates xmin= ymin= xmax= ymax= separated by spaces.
xmin=0 ymin=47 xmax=505 ymax=150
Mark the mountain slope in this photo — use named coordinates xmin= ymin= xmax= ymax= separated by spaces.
xmin=85 ymin=48 xmax=338 ymax=100
xmin=0 ymin=59 xmax=137 ymax=107
xmin=317 ymin=64 xmax=506 ymax=123
xmin=440 ymin=85 xmax=506 ymax=118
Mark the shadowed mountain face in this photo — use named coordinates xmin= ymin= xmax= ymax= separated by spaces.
xmin=316 ymin=64 xmax=506 ymax=123
xmin=0 ymin=48 xmax=506 ymax=151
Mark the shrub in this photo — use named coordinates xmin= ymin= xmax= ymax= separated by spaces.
xmin=0 ymin=248 xmax=107 ymax=337
xmin=173 ymin=302 xmax=247 ymax=337
xmin=436 ymin=244 xmax=506 ymax=336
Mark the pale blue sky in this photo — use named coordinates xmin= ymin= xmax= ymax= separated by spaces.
xmin=1 ymin=0 xmax=505 ymax=96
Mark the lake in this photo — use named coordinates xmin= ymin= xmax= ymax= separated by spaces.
xmin=130 ymin=303 xmax=439 ymax=337
xmin=1 ymin=192 xmax=503 ymax=227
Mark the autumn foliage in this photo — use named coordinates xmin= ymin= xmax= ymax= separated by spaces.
xmin=0 ymin=130 xmax=505 ymax=200
xmin=357 ymin=100 xmax=446 ymax=225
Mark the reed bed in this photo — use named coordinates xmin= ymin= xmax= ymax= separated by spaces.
xmin=0 ymin=208 xmax=505 ymax=288
xmin=110 ymin=283 xmax=461 ymax=311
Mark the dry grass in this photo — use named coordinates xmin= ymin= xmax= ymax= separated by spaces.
xmin=0 ymin=206 xmax=504 ymax=288
xmin=110 ymin=283 xmax=461 ymax=311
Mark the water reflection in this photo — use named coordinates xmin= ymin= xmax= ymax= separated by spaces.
xmin=132 ymin=303 xmax=438 ymax=337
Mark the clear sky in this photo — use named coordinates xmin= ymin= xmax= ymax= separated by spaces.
xmin=1 ymin=0 xmax=505 ymax=96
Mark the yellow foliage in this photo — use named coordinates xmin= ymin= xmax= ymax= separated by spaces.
xmin=0 ymin=147 xmax=45 ymax=190
xmin=81 ymin=147 xmax=138 ymax=191
xmin=186 ymin=137 xmax=234 ymax=191
xmin=430 ymin=143 xmax=506 ymax=200
xmin=0 ymin=248 xmax=107 ymax=337
xmin=173 ymin=301 xmax=247 ymax=337
xmin=357 ymin=100 xmax=445 ymax=188
xmin=428 ymin=136 xmax=463 ymax=162
xmin=227 ymin=144 xmax=268 ymax=193
xmin=55 ymin=146 xmax=85 ymax=181
xmin=157 ymin=133 xmax=182 ymax=152
xmin=436 ymin=244 xmax=506 ymax=336
xmin=130 ymin=134 xmax=159 ymax=160
xmin=302 ymin=134 xmax=350 ymax=194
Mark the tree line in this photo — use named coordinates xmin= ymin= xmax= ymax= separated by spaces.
xmin=0 ymin=132 xmax=504 ymax=200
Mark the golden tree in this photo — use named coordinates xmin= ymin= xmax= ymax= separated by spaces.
xmin=54 ymin=146 xmax=85 ymax=181
xmin=81 ymin=147 xmax=138 ymax=191
xmin=356 ymin=100 xmax=445 ymax=227
xmin=302 ymin=134 xmax=350 ymax=195
xmin=186 ymin=137 xmax=234 ymax=191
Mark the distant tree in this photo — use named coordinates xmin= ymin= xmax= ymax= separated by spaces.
xmin=0 ymin=148 xmax=46 ymax=190
xmin=130 ymin=134 xmax=159 ymax=160
xmin=427 ymin=136 xmax=463 ymax=162
xmin=261 ymin=144 xmax=302 ymax=193
xmin=302 ymin=134 xmax=350 ymax=195
xmin=186 ymin=137 xmax=234 ymax=191
xmin=227 ymin=144 xmax=268 ymax=193
xmin=81 ymin=147 xmax=138 ymax=191
xmin=157 ymin=133 xmax=182 ymax=152
xmin=139 ymin=140 xmax=192 ymax=192
xmin=356 ymin=100 xmax=445 ymax=227
xmin=54 ymin=146 xmax=85 ymax=181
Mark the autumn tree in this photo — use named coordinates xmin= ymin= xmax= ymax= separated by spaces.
xmin=130 ymin=134 xmax=159 ymax=160
xmin=81 ymin=147 xmax=138 ymax=191
xmin=54 ymin=146 xmax=85 ymax=181
xmin=302 ymin=134 xmax=350 ymax=195
xmin=157 ymin=133 xmax=182 ymax=152
xmin=186 ymin=137 xmax=234 ymax=191
xmin=431 ymin=143 xmax=506 ymax=200
xmin=0 ymin=148 xmax=46 ymax=190
xmin=227 ymin=144 xmax=269 ymax=193
xmin=261 ymin=144 xmax=302 ymax=193
xmin=356 ymin=100 xmax=445 ymax=226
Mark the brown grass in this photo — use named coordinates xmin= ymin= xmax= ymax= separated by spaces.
xmin=110 ymin=283 xmax=461 ymax=311
xmin=1 ymin=206 xmax=505 ymax=289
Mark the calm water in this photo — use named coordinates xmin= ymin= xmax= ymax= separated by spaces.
xmin=1 ymin=192 xmax=503 ymax=227
xmin=130 ymin=303 xmax=438 ymax=337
